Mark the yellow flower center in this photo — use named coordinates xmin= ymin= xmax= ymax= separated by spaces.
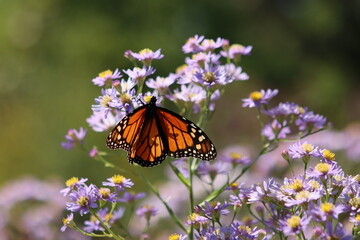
xmin=301 ymin=143 xmax=314 ymax=153
xmin=356 ymin=175 xmax=360 ymax=183
xmin=349 ymin=197 xmax=360 ymax=209
xmin=249 ymin=91 xmax=263 ymax=101
xmin=111 ymin=175 xmax=125 ymax=184
xmin=295 ymin=191 xmax=310 ymax=200
xmin=62 ymin=216 xmax=72 ymax=225
xmin=100 ymin=95 xmax=113 ymax=107
xmin=230 ymin=44 xmax=244 ymax=52
xmin=104 ymin=213 xmax=113 ymax=222
xmin=99 ymin=188 xmax=110 ymax=198
xmin=120 ymin=93 xmax=133 ymax=105
xmin=315 ymin=163 xmax=330 ymax=174
xmin=297 ymin=106 xmax=306 ymax=114
xmin=309 ymin=180 xmax=320 ymax=189
xmin=139 ymin=48 xmax=152 ymax=55
xmin=144 ymin=95 xmax=153 ymax=104
xmin=188 ymin=213 xmax=199 ymax=222
xmin=169 ymin=234 xmax=181 ymax=240
xmin=238 ymin=225 xmax=252 ymax=234
xmin=230 ymin=152 xmax=243 ymax=159
xmin=230 ymin=182 xmax=239 ymax=188
xmin=176 ymin=64 xmax=188 ymax=74
xmin=287 ymin=216 xmax=301 ymax=229
xmin=77 ymin=196 xmax=89 ymax=207
xmin=323 ymin=149 xmax=335 ymax=161
xmin=65 ymin=177 xmax=79 ymax=187
xmin=289 ymin=179 xmax=303 ymax=192
xmin=356 ymin=214 xmax=360 ymax=221
xmin=202 ymin=71 xmax=216 ymax=83
xmin=321 ymin=202 xmax=334 ymax=213
xmin=99 ymin=70 xmax=113 ymax=78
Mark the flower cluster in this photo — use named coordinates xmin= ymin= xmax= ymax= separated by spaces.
xmin=61 ymin=175 xmax=155 ymax=238
xmin=242 ymin=89 xmax=329 ymax=141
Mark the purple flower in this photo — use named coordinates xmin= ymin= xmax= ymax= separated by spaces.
xmin=166 ymin=84 xmax=206 ymax=113
xmin=168 ymin=234 xmax=188 ymax=240
xmin=61 ymin=213 xmax=74 ymax=232
xmin=219 ymin=145 xmax=251 ymax=166
xmin=136 ymin=204 xmax=158 ymax=221
xmin=97 ymin=187 xmax=119 ymax=203
xmin=130 ymin=48 xmax=164 ymax=65
xmin=219 ymin=63 xmax=249 ymax=82
xmin=182 ymin=35 xmax=205 ymax=53
xmin=61 ymin=127 xmax=87 ymax=150
xmin=185 ymin=52 xmax=220 ymax=67
xmin=288 ymin=141 xmax=322 ymax=159
xmin=92 ymin=69 xmax=122 ymax=87
xmin=279 ymin=215 xmax=311 ymax=236
xmin=185 ymin=213 xmax=209 ymax=228
xmin=306 ymin=162 xmax=343 ymax=180
xmin=284 ymin=189 xmax=322 ymax=207
xmin=309 ymin=201 xmax=345 ymax=222
xmin=123 ymin=66 xmax=156 ymax=83
xmin=193 ymin=64 xmax=231 ymax=88
xmin=89 ymin=147 xmax=99 ymax=158
xmin=87 ymin=110 xmax=125 ymax=132
xmin=66 ymin=184 xmax=99 ymax=216
xmin=145 ymin=74 xmax=176 ymax=94
xmin=197 ymin=161 xmax=229 ymax=180
xmin=60 ymin=177 xmax=88 ymax=196
xmin=242 ymin=89 xmax=279 ymax=108
xmin=262 ymin=102 xmax=304 ymax=117
xmin=261 ymin=120 xmax=291 ymax=141
xmin=200 ymin=37 xmax=225 ymax=52
xmin=296 ymin=111 xmax=328 ymax=131
xmin=92 ymin=87 xmax=122 ymax=118
xmin=248 ymin=178 xmax=280 ymax=203
xmin=220 ymin=44 xmax=253 ymax=59
xmin=118 ymin=191 xmax=146 ymax=204
xmin=84 ymin=207 xmax=124 ymax=233
xmin=200 ymin=201 xmax=230 ymax=220
xmin=322 ymin=222 xmax=352 ymax=240
xmin=102 ymin=175 xmax=134 ymax=191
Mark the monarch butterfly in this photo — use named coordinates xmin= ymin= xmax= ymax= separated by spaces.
xmin=106 ymin=96 xmax=216 ymax=167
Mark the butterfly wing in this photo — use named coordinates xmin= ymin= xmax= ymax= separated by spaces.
xmin=156 ymin=107 xmax=217 ymax=161
xmin=106 ymin=107 xmax=147 ymax=151
xmin=129 ymin=115 xmax=167 ymax=167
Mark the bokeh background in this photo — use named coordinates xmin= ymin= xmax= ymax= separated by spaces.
xmin=1 ymin=0 xmax=359 ymax=229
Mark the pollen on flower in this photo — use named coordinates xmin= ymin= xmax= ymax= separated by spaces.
xmin=321 ymin=202 xmax=334 ymax=213
xmin=120 ymin=93 xmax=133 ymax=105
xmin=249 ymin=91 xmax=263 ymax=101
xmin=230 ymin=152 xmax=243 ymax=159
xmin=323 ymin=149 xmax=335 ymax=161
xmin=287 ymin=216 xmax=301 ymax=229
xmin=349 ymin=197 xmax=360 ymax=209
xmin=238 ymin=225 xmax=252 ymax=234
xmin=202 ymin=71 xmax=216 ymax=83
xmin=297 ymin=106 xmax=306 ymax=114
xmin=99 ymin=70 xmax=113 ymax=78
xmin=188 ymin=213 xmax=199 ymax=222
xmin=77 ymin=196 xmax=89 ymax=207
xmin=65 ymin=177 xmax=79 ymax=187
xmin=230 ymin=182 xmax=239 ymax=188
xmin=315 ymin=163 xmax=330 ymax=174
xmin=111 ymin=175 xmax=125 ymax=184
xmin=289 ymin=179 xmax=303 ymax=192
xmin=144 ymin=95 xmax=153 ymax=104
xmin=62 ymin=216 xmax=72 ymax=225
xmin=100 ymin=95 xmax=113 ymax=107
xmin=139 ymin=48 xmax=152 ymax=55
xmin=301 ymin=143 xmax=314 ymax=153
xmin=356 ymin=214 xmax=360 ymax=221
xmin=99 ymin=188 xmax=110 ymax=198
xmin=295 ymin=191 xmax=310 ymax=200
xmin=309 ymin=180 xmax=321 ymax=189
xmin=169 ymin=234 xmax=181 ymax=240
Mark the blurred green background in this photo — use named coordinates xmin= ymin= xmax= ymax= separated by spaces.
xmin=1 ymin=0 xmax=359 ymax=184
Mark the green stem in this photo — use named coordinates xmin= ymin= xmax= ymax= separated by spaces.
xmin=90 ymin=209 xmax=125 ymax=240
xmin=188 ymin=158 xmax=195 ymax=240
xmin=73 ymin=225 xmax=112 ymax=238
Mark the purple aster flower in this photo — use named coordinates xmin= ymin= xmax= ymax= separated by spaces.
xmin=220 ymin=44 xmax=253 ymax=59
xmin=309 ymin=201 xmax=345 ymax=222
xmin=89 ymin=147 xmax=99 ymax=158
xmin=262 ymin=102 xmax=304 ymax=117
xmin=92 ymin=87 xmax=122 ymax=118
xmin=323 ymin=222 xmax=352 ymax=240
xmin=60 ymin=177 xmax=88 ymax=196
xmin=349 ymin=212 xmax=360 ymax=225
xmin=130 ymin=48 xmax=164 ymax=65
xmin=145 ymin=74 xmax=176 ymax=95
xmin=296 ymin=111 xmax=328 ymax=131
xmin=136 ymin=204 xmax=158 ymax=222
xmin=118 ymin=191 xmax=146 ymax=204
xmin=182 ymin=35 xmax=205 ymax=53
xmin=219 ymin=63 xmax=249 ymax=82
xmin=200 ymin=37 xmax=225 ymax=52
xmin=86 ymin=110 xmax=125 ymax=132
xmin=231 ymin=223 xmax=259 ymax=239
xmin=248 ymin=178 xmax=280 ymax=203
xmin=61 ymin=127 xmax=87 ymax=150
xmin=219 ymin=145 xmax=251 ymax=166
xmin=196 ymin=161 xmax=230 ymax=180
xmin=102 ymin=175 xmax=134 ymax=191
xmin=288 ymin=141 xmax=322 ymax=159
xmin=284 ymin=189 xmax=322 ymax=207
xmin=193 ymin=64 xmax=231 ymax=88
xmin=97 ymin=187 xmax=119 ymax=203
xmin=92 ymin=69 xmax=122 ymax=87
xmin=279 ymin=215 xmax=311 ymax=236
xmin=306 ymin=162 xmax=343 ymax=180
xmin=61 ymin=213 xmax=74 ymax=232
xmin=123 ymin=66 xmax=156 ymax=83
xmin=242 ymin=89 xmax=279 ymax=108
xmin=66 ymin=184 xmax=99 ymax=216
xmin=228 ymin=184 xmax=252 ymax=206
xmin=168 ymin=233 xmax=188 ymax=240
xmin=185 ymin=213 xmax=209 ymax=230
xmin=185 ymin=52 xmax=220 ymax=67
xmin=84 ymin=207 xmax=124 ymax=233
xmin=200 ymin=201 xmax=230 ymax=220
xmin=261 ymin=120 xmax=291 ymax=141
xmin=166 ymin=84 xmax=206 ymax=113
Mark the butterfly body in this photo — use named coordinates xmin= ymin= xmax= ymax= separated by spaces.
xmin=107 ymin=97 xmax=216 ymax=167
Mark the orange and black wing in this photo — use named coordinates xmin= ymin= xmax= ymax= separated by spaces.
xmin=156 ymin=107 xmax=217 ymax=161
xmin=106 ymin=107 xmax=147 ymax=151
